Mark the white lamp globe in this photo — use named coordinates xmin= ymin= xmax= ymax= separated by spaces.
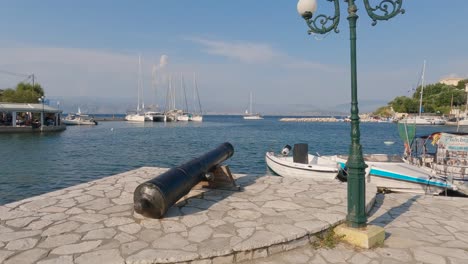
xmin=297 ymin=0 xmax=317 ymax=19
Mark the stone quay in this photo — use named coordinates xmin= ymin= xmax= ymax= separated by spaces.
xmin=0 ymin=167 xmax=376 ymax=264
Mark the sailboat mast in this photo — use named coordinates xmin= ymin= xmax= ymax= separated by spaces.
xmin=419 ymin=60 xmax=426 ymax=117
xmin=182 ymin=75 xmax=188 ymax=112
xmin=250 ymin=92 xmax=253 ymax=114
xmin=137 ymin=55 xmax=141 ymax=112
xmin=194 ymin=73 xmax=202 ymax=114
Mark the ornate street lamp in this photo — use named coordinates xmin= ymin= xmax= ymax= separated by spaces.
xmin=297 ymin=0 xmax=404 ymax=229
xmin=38 ymin=95 xmax=45 ymax=126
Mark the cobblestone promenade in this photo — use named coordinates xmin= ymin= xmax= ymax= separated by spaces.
xmin=0 ymin=167 xmax=375 ymax=264
xmin=247 ymin=193 xmax=468 ymax=264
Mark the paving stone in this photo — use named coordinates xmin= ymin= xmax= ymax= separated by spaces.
xmin=152 ymin=233 xmax=190 ymax=249
xmin=37 ymin=255 xmax=74 ymax=264
xmin=162 ymin=220 xmax=188 ymax=233
xmin=50 ymin=240 xmax=102 ymax=255
xmin=126 ymin=249 xmax=199 ymax=263
xmin=4 ymin=248 xmax=48 ymax=264
xmin=41 ymin=221 xmax=80 ymax=236
xmin=375 ymin=248 xmax=413 ymax=262
xmin=0 ymin=230 xmax=41 ymax=242
xmin=114 ymin=232 xmax=137 ymax=243
xmin=75 ymin=249 xmax=125 ymax=264
xmin=38 ymin=233 xmax=81 ymax=248
xmin=83 ymin=228 xmax=117 ymax=240
xmin=118 ymin=223 xmax=141 ymax=234
xmin=412 ymin=248 xmax=447 ymax=264
xmin=0 ymin=250 xmax=15 ymax=263
xmin=188 ymin=225 xmax=214 ymax=243
xmin=5 ymin=237 xmax=38 ymax=251
xmin=104 ymin=217 xmax=134 ymax=227
xmin=181 ymin=214 xmax=210 ymax=228
xmin=5 ymin=217 xmax=39 ymax=228
xmin=121 ymin=241 xmax=148 ymax=256
xmin=69 ymin=213 xmax=108 ymax=223
xmin=25 ymin=219 xmax=54 ymax=230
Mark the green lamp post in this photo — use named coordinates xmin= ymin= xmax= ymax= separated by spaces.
xmin=297 ymin=0 xmax=404 ymax=228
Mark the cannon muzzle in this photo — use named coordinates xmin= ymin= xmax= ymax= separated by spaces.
xmin=134 ymin=142 xmax=234 ymax=218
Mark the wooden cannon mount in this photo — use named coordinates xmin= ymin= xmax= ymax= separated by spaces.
xmin=193 ymin=165 xmax=240 ymax=191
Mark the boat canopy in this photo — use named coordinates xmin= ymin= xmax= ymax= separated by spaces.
xmin=0 ymin=103 xmax=62 ymax=113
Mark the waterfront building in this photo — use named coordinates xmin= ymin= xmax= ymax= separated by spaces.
xmin=0 ymin=102 xmax=66 ymax=133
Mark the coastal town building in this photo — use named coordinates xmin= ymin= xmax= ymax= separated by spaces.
xmin=439 ymin=77 xmax=463 ymax=86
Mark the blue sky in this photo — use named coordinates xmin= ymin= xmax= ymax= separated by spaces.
xmin=1 ymin=0 xmax=467 ymax=114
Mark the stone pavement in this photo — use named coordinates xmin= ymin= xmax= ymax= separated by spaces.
xmin=0 ymin=167 xmax=376 ymax=264
xmin=245 ymin=193 xmax=468 ymax=264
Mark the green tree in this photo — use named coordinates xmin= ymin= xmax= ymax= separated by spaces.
xmin=373 ymin=106 xmax=393 ymax=118
xmin=389 ymin=96 xmax=419 ymax=113
xmin=0 ymin=82 xmax=44 ymax=103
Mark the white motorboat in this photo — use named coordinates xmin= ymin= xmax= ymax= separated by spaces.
xmin=62 ymin=109 xmax=97 ymax=125
xmin=124 ymin=112 xmax=146 ymax=122
xmin=190 ymin=115 xmax=203 ymax=122
xmin=265 ymin=144 xmax=341 ymax=180
xmin=398 ymin=116 xmax=446 ymax=125
xmin=327 ymin=154 xmax=456 ymax=194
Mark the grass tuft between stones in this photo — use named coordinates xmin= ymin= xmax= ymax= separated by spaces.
xmin=312 ymin=228 xmax=345 ymax=249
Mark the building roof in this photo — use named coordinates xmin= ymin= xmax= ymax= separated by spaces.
xmin=0 ymin=103 xmax=63 ymax=113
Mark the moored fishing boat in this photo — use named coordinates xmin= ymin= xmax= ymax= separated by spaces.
xmin=62 ymin=109 xmax=98 ymax=125
xmin=265 ymin=144 xmax=342 ymax=180
xmin=327 ymin=154 xmax=456 ymax=194
xmin=404 ymin=132 xmax=468 ymax=195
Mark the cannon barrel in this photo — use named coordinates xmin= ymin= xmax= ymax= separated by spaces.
xmin=134 ymin=142 xmax=234 ymax=218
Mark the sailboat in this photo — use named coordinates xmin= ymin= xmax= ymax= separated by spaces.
xmin=177 ymin=76 xmax=190 ymax=121
xmin=125 ymin=55 xmax=146 ymax=122
xmin=243 ymin=92 xmax=263 ymax=120
xmin=399 ymin=61 xmax=445 ymax=125
xmin=164 ymin=75 xmax=180 ymax=122
xmin=147 ymin=64 xmax=166 ymax=122
xmin=190 ymin=74 xmax=203 ymax=122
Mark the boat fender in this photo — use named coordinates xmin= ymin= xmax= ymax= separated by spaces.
xmin=281 ymin=145 xmax=292 ymax=156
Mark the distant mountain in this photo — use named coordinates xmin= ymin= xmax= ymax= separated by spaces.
xmin=50 ymin=96 xmax=383 ymax=115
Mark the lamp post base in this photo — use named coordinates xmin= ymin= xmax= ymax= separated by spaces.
xmin=334 ymin=223 xmax=385 ymax=249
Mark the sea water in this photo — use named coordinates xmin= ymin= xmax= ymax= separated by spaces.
xmin=0 ymin=115 xmax=461 ymax=204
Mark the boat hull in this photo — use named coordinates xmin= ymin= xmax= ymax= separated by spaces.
xmin=243 ymin=115 xmax=263 ymax=120
xmin=190 ymin=115 xmax=203 ymax=122
xmin=329 ymin=154 xmax=454 ymax=194
xmin=125 ymin=114 xmax=146 ymax=122
xmin=265 ymin=152 xmax=339 ymax=179
xmin=62 ymin=120 xmax=97 ymax=125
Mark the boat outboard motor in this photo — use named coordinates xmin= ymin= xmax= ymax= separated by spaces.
xmin=281 ymin=145 xmax=292 ymax=156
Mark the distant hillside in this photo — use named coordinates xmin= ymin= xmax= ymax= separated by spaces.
xmin=51 ymin=96 xmax=379 ymax=115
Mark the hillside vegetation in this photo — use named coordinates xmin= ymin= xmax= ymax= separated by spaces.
xmin=374 ymin=79 xmax=468 ymax=117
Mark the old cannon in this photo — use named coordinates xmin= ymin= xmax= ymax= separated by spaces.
xmin=134 ymin=142 xmax=235 ymax=219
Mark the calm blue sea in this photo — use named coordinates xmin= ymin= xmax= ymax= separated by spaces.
xmin=0 ymin=115 xmax=462 ymax=205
